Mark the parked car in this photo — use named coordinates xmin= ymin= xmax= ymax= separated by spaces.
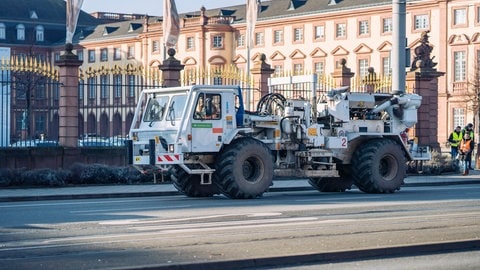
xmin=108 ymin=136 xmax=128 ymax=147
xmin=10 ymin=139 xmax=59 ymax=147
xmin=78 ymin=134 xmax=111 ymax=147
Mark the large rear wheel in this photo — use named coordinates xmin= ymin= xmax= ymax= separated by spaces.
xmin=171 ymin=165 xmax=219 ymax=197
xmin=214 ymin=138 xmax=273 ymax=199
xmin=308 ymin=164 xmax=353 ymax=192
xmin=351 ymin=139 xmax=406 ymax=193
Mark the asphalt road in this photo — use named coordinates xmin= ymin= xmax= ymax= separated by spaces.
xmin=0 ymin=184 xmax=479 ymax=270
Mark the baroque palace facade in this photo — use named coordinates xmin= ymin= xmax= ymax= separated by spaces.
xmin=1 ymin=0 xmax=480 ymax=149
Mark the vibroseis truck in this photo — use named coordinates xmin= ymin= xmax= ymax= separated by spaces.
xmin=127 ymin=85 xmax=430 ymax=199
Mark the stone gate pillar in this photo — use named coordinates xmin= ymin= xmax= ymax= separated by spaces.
xmin=406 ymin=69 xmax=444 ymax=151
xmin=159 ymin=48 xmax=184 ymax=87
xmin=251 ymin=53 xmax=274 ymax=101
xmin=331 ymin=58 xmax=354 ymax=88
xmin=406 ymin=31 xmax=445 ymax=151
xmin=56 ymin=44 xmax=82 ymax=148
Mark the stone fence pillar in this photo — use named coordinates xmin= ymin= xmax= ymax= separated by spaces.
xmin=56 ymin=44 xmax=82 ymax=148
xmin=251 ymin=53 xmax=274 ymax=102
xmin=406 ymin=68 xmax=444 ymax=151
xmin=159 ymin=48 xmax=184 ymax=87
xmin=331 ymin=58 xmax=354 ymax=88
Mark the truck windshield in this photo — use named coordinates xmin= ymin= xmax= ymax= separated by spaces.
xmin=143 ymin=96 xmax=169 ymax=122
xmin=167 ymin=95 xmax=187 ymax=120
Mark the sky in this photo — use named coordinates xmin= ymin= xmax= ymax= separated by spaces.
xmin=81 ymin=0 xmax=247 ymax=16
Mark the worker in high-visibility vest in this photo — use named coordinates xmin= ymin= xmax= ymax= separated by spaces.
xmin=459 ymin=133 xmax=474 ymax=175
xmin=448 ymin=125 xmax=462 ymax=160
xmin=462 ymin=123 xmax=475 ymax=170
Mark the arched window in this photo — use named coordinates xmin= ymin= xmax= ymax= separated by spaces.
xmin=35 ymin=25 xmax=44 ymax=42
xmin=16 ymin=24 xmax=25 ymax=40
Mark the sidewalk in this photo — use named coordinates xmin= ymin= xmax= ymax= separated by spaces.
xmin=0 ymin=171 xmax=478 ymax=202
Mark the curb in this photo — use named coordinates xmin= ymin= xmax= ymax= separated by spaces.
xmin=0 ymin=180 xmax=478 ymax=202
xmin=108 ymin=239 xmax=480 ymax=270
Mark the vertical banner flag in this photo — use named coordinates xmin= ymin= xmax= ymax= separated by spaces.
xmin=246 ymin=0 xmax=259 ymax=48
xmin=163 ymin=0 xmax=180 ymax=47
xmin=66 ymin=0 xmax=84 ymax=44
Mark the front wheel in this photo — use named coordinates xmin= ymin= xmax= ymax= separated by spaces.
xmin=308 ymin=177 xmax=353 ymax=192
xmin=214 ymin=138 xmax=273 ymax=199
xmin=171 ymin=165 xmax=219 ymax=197
xmin=351 ymin=139 xmax=406 ymax=193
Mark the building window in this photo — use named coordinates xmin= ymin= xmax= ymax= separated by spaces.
xmin=54 ymin=52 xmax=61 ymax=61
xmin=335 ymin=23 xmax=346 ymax=38
xmin=453 ymin=108 xmax=465 ymax=128
xmin=273 ymin=65 xmax=283 ymax=77
xmin=113 ymin=48 xmax=121 ymax=60
xmin=79 ymin=81 xmax=84 ymax=100
xmin=0 ymin=23 xmax=5 ymax=39
xmin=293 ymin=63 xmax=303 ymax=75
xmin=414 ymin=14 xmax=429 ymax=30
xmin=128 ymin=75 xmax=135 ymax=97
xmin=88 ymin=78 xmax=96 ymax=99
xmin=358 ymin=59 xmax=369 ymax=78
xmin=237 ymin=34 xmax=245 ymax=47
xmin=186 ymin=37 xmax=195 ymax=50
xmin=453 ymin=9 xmax=467 ymax=26
xmin=293 ymin=28 xmax=303 ymax=42
xmin=77 ymin=50 xmax=83 ymax=61
xmin=477 ymin=6 xmax=480 ymax=24
xmin=314 ymin=25 xmax=325 ymax=40
xmin=255 ymin=32 xmax=264 ymax=46
xmin=127 ymin=46 xmax=135 ymax=59
xmin=314 ymin=62 xmax=324 ymax=75
xmin=88 ymin=49 xmax=95 ymax=63
xmin=212 ymin=35 xmax=223 ymax=48
xmin=35 ymin=25 xmax=44 ymax=42
xmin=152 ymin=40 xmax=160 ymax=53
xmin=382 ymin=56 xmax=391 ymax=76
xmin=35 ymin=114 xmax=45 ymax=134
xmin=382 ymin=17 xmax=392 ymax=33
xmin=100 ymin=75 xmax=109 ymax=99
xmin=358 ymin=20 xmax=369 ymax=36
xmin=36 ymin=84 xmax=46 ymax=99
xmin=113 ymin=75 xmax=122 ymax=98
xmin=274 ymin=30 xmax=283 ymax=44
xmin=16 ymin=24 xmax=25 ymax=40
xmin=100 ymin=48 xmax=108 ymax=62
xmin=454 ymin=51 xmax=466 ymax=82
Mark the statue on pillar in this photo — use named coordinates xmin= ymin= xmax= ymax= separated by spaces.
xmin=410 ymin=31 xmax=437 ymax=71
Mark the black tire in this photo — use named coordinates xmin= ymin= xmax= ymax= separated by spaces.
xmin=351 ymin=139 xmax=406 ymax=193
xmin=171 ymin=165 xmax=219 ymax=197
xmin=308 ymin=177 xmax=353 ymax=192
xmin=308 ymin=165 xmax=353 ymax=192
xmin=214 ymin=138 xmax=274 ymax=199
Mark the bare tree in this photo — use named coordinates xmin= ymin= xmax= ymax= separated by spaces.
xmin=465 ymin=58 xmax=480 ymax=162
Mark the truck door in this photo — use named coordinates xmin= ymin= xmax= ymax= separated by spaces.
xmin=191 ymin=92 xmax=223 ymax=152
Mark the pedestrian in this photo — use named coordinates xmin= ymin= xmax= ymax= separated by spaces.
xmin=461 ymin=123 xmax=475 ymax=170
xmin=448 ymin=125 xmax=462 ymax=160
xmin=459 ymin=133 xmax=474 ymax=175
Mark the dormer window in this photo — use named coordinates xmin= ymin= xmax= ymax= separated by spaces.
xmin=128 ymin=23 xmax=142 ymax=32
xmin=30 ymin=11 xmax=38 ymax=20
xmin=288 ymin=0 xmax=306 ymax=10
xmin=16 ymin=24 xmax=25 ymax=41
xmin=35 ymin=25 xmax=44 ymax=42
